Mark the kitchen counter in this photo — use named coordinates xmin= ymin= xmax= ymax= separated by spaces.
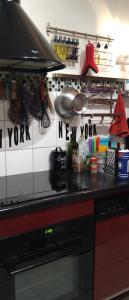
xmin=0 ymin=171 xmax=129 ymax=300
xmin=0 ymin=170 xmax=129 ymax=217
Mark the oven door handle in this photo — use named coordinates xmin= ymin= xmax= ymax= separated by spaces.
xmin=6 ymin=243 xmax=90 ymax=276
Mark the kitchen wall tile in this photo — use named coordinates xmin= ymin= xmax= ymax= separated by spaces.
xmin=33 ymin=171 xmax=51 ymax=193
xmin=33 ymin=147 xmax=55 ymax=172
xmin=56 ymin=119 xmax=68 ymax=148
xmin=0 ymin=100 xmax=4 ymax=120
xmin=5 ymin=121 xmax=32 ymax=150
xmin=0 ymin=152 xmax=6 ymax=177
xmin=6 ymin=173 xmax=34 ymax=198
xmin=0 ymin=177 xmax=6 ymax=200
xmin=6 ymin=149 xmax=33 ymax=175
xmin=56 ymin=116 xmax=83 ymax=147
xmin=3 ymin=100 xmax=10 ymax=121
xmin=0 ymin=121 xmax=5 ymax=151
xmin=32 ymin=119 xmax=56 ymax=149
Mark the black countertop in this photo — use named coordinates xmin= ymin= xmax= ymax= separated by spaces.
xmin=0 ymin=170 xmax=129 ymax=217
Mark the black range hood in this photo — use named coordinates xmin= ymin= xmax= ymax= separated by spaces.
xmin=0 ymin=0 xmax=65 ymax=72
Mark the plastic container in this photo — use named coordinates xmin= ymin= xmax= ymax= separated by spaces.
xmin=117 ymin=150 xmax=129 ymax=180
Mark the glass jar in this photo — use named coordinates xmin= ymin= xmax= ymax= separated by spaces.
xmin=90 ymin=157 xmax=98 ymax=173
xmin=97 ymin=152 xmax=106 ymax=174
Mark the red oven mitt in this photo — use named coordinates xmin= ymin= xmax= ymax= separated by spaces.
xmin=82 ymin=42 xmax=98 ymax=75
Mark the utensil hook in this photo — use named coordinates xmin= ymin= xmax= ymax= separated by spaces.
xmin=100 ymin=115 xmax=104 ymax=124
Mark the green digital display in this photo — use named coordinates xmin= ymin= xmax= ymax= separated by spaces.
xmin=44 ymin=228 xmax=53 ymax=235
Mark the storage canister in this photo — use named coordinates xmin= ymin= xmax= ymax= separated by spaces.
xmin=117 ymin=150 xmax=129 ymax=180
xmin=50 ymin=147 xmax=67 ymax=171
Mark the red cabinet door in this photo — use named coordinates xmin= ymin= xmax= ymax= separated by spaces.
xmin=94 ymin=213 xmax=129 ymax=300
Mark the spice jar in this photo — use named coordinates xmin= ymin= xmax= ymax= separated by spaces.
xmin=90 ymin=157 xmax=98 ymax=173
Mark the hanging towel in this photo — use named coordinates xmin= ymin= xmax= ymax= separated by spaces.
xmin=109 ymin=91 xmax=129 ymax=137
xmin=125 ymin=118 xmax=129 ymax=149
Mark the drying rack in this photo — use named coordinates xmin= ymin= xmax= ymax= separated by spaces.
xmin=81 ymin=84 xmax=122 ymax=124
xmin=81 ymin=113 xmax=122 ymax=124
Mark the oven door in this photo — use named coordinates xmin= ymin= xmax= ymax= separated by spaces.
xmin=1 ymin=216 xmax=94 ymax=300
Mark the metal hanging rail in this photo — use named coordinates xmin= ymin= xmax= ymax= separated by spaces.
xmin=46 ymin=23 xmax=114 ymax=42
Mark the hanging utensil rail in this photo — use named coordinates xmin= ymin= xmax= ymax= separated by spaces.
xmin=46 ymin=23 xmax=114 ymax=42
xmin=82 ymin=113 xmax=122 ymax=124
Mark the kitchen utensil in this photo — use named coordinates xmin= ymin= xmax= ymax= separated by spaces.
xmin=105 ymin=148 xmax=116 ymax=176
xmin=82 ymin=41 xmax=99 ymax=75
xmin=55 ymin=87 xmax=87 ymax=119
xmin=29 ymin=84 xmax=43 ymax=121
xmin=8 ymin=100 xmax=24 ymax=124
xmin=22 ymin=84 xmax=33 ymax=125
xmin=8 ymin=82 xmax=25 ymax=124
xmin=44 ymin=80 xmax=54 ymax=114
xmin=40 ymin=80 xmax=51 ymax=128
xmin=41 ymin=105 xmax=50 ymax=128
xmin=97 ymin=42 xmax=101 ymax=48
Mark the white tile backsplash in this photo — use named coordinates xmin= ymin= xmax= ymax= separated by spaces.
xmin=0 ymin=121 xmax=5 ymax=151
xmin=6 ymin=149 xmax=33 ymax=175
xmin=3 ymin=100 xmax=10 ymax=121
xmin=0 ymin=89 xmax=124 ymax=177
xmin=5 ymin=121 xmax=33 ymax=151
xmin=33 ymin=147 xmax=55 ymax=172
xmin=32 ymin=119 xmax=57 ymax=148
xmin=56 ymin=120 xmax=70 ymax=147
xmin=0 ymin=152 xmax=6 ymax=177
xmin=0 ymin=100 xmax=4 ymax=120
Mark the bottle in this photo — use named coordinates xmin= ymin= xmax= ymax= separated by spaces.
xmin=53 ymin=35 xmax=58 ymax=53
xmin=67 ymin=134 xmax=78 ymax=169
xmin=62 ymin=36 xmax=67 ymax=61
xmin=78 ymin=135 xmax=86 ymax=162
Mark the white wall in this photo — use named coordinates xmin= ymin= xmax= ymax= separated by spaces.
xmin=21 ymin=0 xmax=129 ymax=77
xmin=21 ymin=0 xmax=129 ymax=39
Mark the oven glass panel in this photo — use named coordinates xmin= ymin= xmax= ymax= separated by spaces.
xmin=15 ymin=252 xmax=92 ymax=300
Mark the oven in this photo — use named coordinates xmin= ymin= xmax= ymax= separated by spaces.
xmin=0 ymin=202 xmax=94 ymax=300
